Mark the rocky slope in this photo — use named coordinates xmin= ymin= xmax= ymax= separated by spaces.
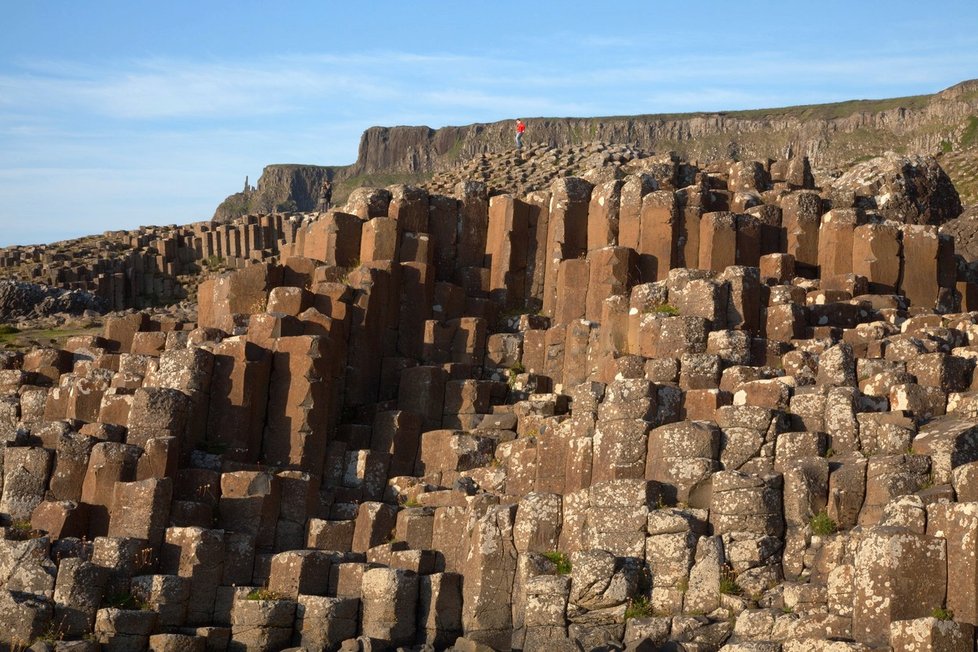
xmin=214 ymin=80 xmax=978 ymax=221
xmin=0 ymin=280 xmax=107 ymax=322
xmin=5 ymin=141 xmax=978 ymax=651
xmin=214 ymin=164 xmax=333 ymax=223
xmin=4 ymin=148 xmax=978 ymax=651
xmin=348 ymin=79 xmax=978 ymax=177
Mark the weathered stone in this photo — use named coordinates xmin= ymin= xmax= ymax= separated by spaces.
xmin=53 ymin=557 xmax=107 ymax=637
xmin=229 ymin=597 xmax=296 ymax=651
xmin=130 ymin=574 xmax=190 ymax=628
xmin=913 ymin=414 xmax=978 ymax=484
xmin=646 ymin=421 xmax=720 ymax=507
xmin=1 ymin=446 xmax=52 ymax=520
xmin=158 ymin=527 xmax=225 ymax=625
xmin=295 ymin=595 xmax=359 ymax=651
xmin=108 ymin=478 xmax=172 ymax=549
xmin=852 ymin=528 xmax=947 ymax=647
xmin=462 ymin=504 xmax=519 ymax=649
xmin=514 ymin=492 xmax=563 ymax=554
xmin=889 ymin=617 xmax=974 ymax=652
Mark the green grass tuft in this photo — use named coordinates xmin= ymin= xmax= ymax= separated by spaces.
xmin=718 ymin=567 xmax=742 ymax=596
xmin=961 ymin=116 xmax=978 ymax=149
xmin=932 ymin=606 xmax=954 ymax=621
xmin=104 ymin=592 xmax=147 ymax=610
xmin=541 ymin=551 xmax=572 ymax=575
xmin=247 ymin=587 xmax=287 ymax=601
xmin=810 ymin=510 xmax=838 ymax=536
xmin=196 ymin=440 xmax=229 ymax=455
xmin=652 ymin=304 xmax=680 ymax=316
xmin=507 ymin=361 xmax=526 ymax=388
xmin=625 ymin=596 xmax=654 ymax=619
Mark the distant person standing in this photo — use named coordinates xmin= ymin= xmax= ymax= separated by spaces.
xmin=319 ymin=178 xmax=333 ymax=211
xmin=515 ymin=119 xmax=526 ymax=150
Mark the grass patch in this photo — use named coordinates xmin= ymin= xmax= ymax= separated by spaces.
xmin=246 ymin=587 xmax=287 ymax=601
xmin=446 ymin=137 xmax=466 ymax=161
xmin=0 ymin=325 xmax=20 ymax=346
xmin=507 ymin=361 xmax=525 ymax=388
xmin=651 ymin=303 xmax=680 ymax=316
xmin=541 ymin=551 xmax=572 ymax=575
xmin=961 ymin=116 xmax=978 ymax=149
xmin=810 ymin=510 xmax=838 ymax=536
xmin=0 ymin=324 xmax=103 ymax=351
xmin=7 ymin=519 xmax=40 ymax=540
xmin=202 ymin=255 xmax=226 ymax=271
xmin=104 ymin=592 xmax=147 ymax=610
xmin=196 ymin=440 xmax=229 ymax=455
xmin=718 ymin=567 xmax=742 ymax=596
xmin=932 ymin=606 xmax=954 ymax=621
xmin=402 ymin=497 xmax=421 ymax=508
xmin=625 ymin=596 xmax=654 ymax=619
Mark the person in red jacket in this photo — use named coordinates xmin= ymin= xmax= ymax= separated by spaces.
xmin=515 ymin=119 xmax=526 ymax=150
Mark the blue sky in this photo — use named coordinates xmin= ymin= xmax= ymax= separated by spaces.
xmin=2 ymin=1 xmax=977 ymax=247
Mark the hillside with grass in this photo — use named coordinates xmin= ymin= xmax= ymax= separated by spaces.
xmin=214 ymin=80 xmax=978 ymax=220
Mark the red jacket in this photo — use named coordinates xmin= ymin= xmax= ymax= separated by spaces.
xmin=516 ymin=121 xmax=526 ymax=133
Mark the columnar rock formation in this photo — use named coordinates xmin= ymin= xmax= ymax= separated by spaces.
xmin=2 ymin=150 xmax=978 ymax=651
xmin=347 ymin=80 xmax=978 ymax=177
xmin=0 ymin=214 xmax=300 ymax=311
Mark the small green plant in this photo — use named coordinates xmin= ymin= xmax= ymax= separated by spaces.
xmin=202 ymin=255 xmax=225 ymax=270
xmin=810 ymin=510 xmax=838 ymax=536
xmin=541 ymin=551 xmax=572 ymax=575
xmin=35 ymin=617 xmax=70 ymax=644
xmin=718 ymin=567 xmax=742 ymax=596
xmin=402 ymin=497 xmax=421 ymax=508
xmin=104 ymin=592 xmax=147 ymax=610
xmin=824 ymin=447 xmax=836 ymax=459
xmin=7 ymin=519 xmax=39 ymax=540
xmin=625 ymin=596 xmax=654 ymax=619
xmin=0 ymin=324 xmax=20 ymax=346
xmin=246 ymin=587 xmax=286 ymax=601
xmin=11 ymin=519 xmax=32 ymax=532
xmin=932 ymin=606 xmax=954 ymax=621
xmin=196 ymin=439 xmax=229 ymax=455
xmin=781 ymin=605 xmax=794 ymax=614
xmin=676 ymin=578 xmax=689 ymax=593
xmin=961 ymin=116 xmax=978 ymax=149
xmin=940 ymin=140 xmax=953 ymax=154
xmin=339 ymin=262 xmax=361 ymax=285
xmin=499 ymin=307 xmax=534 ymax=320
xmin=507 ymin=361 xmax=525 ymax=388
xmin=648 ymin=303 xmax=679 ymax=316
